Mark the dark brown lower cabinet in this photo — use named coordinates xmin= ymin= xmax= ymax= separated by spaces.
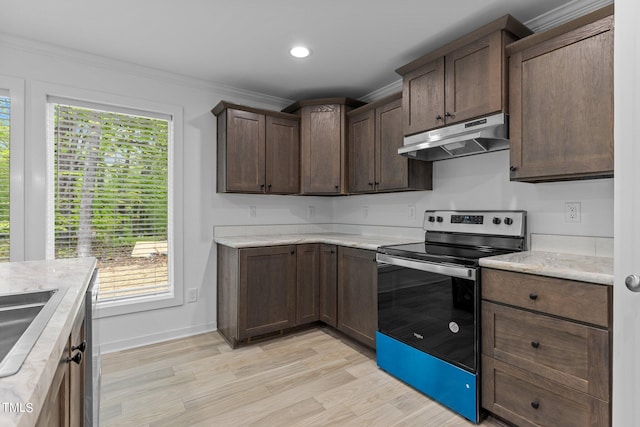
xmin=238 ymin=246 xmax=297 ymax=340
xmin=319 ymin=244 xmax=338 ymax=327
xmin=36 ymin=302 xmax=86 ymax=427
xmin=218 ymin=244 xmax=301 ymax=347
xmin=218 ymin=243 xmax=378 ymax=348
xmin=337 ymin=247 xmax=377 ymax=348
xmin=296 ymin=244 xmax=320 ymax=325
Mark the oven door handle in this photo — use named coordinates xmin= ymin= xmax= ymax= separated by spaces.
xmin=376 ymin=253 xmax=477 ymax=280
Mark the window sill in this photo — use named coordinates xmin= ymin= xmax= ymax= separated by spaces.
xmin=95 ymin=290 xmax=183 ymax=318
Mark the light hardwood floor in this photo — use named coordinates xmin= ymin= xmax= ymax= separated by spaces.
xmin=100 ymin=327 xmax=508 ymax=427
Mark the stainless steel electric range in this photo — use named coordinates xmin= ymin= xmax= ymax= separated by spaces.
xmin=376 ymin=210 xmax=526 ymax=423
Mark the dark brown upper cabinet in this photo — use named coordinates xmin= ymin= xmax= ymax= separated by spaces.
xmin=396 ymin=15 xmax=532 ymax=137
xmin=507 ymin=5 xmax=614 ymax=182
xmin=347 ymin=93 xmax=432 ymax=193
xmin=213 ymin=101 xmax=300 ymax=194
xmin=283 ymin=98 xmax=365 ymax=195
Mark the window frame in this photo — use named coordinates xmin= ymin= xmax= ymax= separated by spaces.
xmin=0 ymin=75 xmax=26 ymax=262
xmin=33 ymin=82 xmax=184 ymax=318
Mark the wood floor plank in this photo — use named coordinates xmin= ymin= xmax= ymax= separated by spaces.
xmin=101 ymin=329 xmax=505 ymax=426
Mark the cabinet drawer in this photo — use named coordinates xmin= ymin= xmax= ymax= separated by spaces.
xmin=482 ymin=356 xmax=610 ymax=427
xmin=482 ymin=301 xmax=609 ymax=400
xmin=482 ymin=268 xmax=611 ymax=327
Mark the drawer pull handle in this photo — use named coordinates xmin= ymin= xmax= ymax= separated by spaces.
xmin=531 ymin=401 xmax=540 ymax=410
xmin=529 ymin=292 xmax=538 ymax=300
xmin=531 ymin=341 xmax=540 ymax=349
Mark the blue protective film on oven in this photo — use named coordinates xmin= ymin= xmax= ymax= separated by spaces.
xmin=376 ymin=331 xmax=479 ymax=423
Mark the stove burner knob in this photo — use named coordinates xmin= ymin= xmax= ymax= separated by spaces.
xmin=428 ymin=216 xmax=435 ymax=222
xmin=504 ymin=217 xmax=514 ymax=225
xmin=436 ymin=216 xmax=444 ymax=223
xmin=492 ymin=217 xmax=501 ymax=225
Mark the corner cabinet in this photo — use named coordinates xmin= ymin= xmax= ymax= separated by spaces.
xmin=348 ymin=93 xmax=432 ymax=193
xmin=213 ymin=101 xmax=300 ymax=194
xmin=337 ymin=247 xmax=377 ymax=348
xmin=36 ymin=302 xmax=86 ymax=427
xmin=481 ymin=268 xmax=612 ymax=427
xmin=396 ymin=15 xmax=532 ymax=136
xmin=283 ymin=98 xmax=365 ymax=195
xmin=507 ymin=5 xmax=614 ymax=182
xmin=217 ymin=243 xmax=377 ymax=349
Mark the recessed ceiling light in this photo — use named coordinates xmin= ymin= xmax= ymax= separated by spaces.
xmin=290 ymin=46 xmax=311 ymax=58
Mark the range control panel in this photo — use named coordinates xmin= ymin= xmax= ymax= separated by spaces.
xmin=423 ymin=210 xmax=526 ymax=237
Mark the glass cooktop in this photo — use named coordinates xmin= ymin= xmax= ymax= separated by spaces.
xmin=377 ymin=242 xmax=512 ymax=267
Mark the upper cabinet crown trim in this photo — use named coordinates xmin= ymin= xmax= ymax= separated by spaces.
xmin=282 ymin=97 xmax=366 ymax=114
xmin=212 ymin=100 xmax=300 ymax=120
xmin=395 ymin=14 xmax=532 ymax=76
xmin=506 ymin=3 xmax=614 ymax=55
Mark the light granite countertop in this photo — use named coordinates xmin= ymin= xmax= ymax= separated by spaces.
xmin=479 ymin=251 xmax=614 ymax=285
xmin=214 ymin=232 xmax=421 ymax=251
xmin=0 ymin=258 xmax=97 ymax=427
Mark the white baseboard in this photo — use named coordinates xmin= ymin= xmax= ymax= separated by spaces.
xmin=100 ymin=322 xmax=217 ymax=354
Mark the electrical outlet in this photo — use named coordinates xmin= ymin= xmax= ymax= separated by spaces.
xmin=307 ymin=205 xmax=315 ymax=218
xmin=249 ymin=206 xmax=256 ymax=218
xmin=565 ymin=202 xmax=581 ymax=223
xmin=363 ymin=206 xmax=369 ymax=218
xmin=408 ymin=205 xmax=416 ymax=220
xmin=187 ymin=288 xmax=198 ymax=303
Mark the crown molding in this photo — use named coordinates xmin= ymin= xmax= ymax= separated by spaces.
xmin=524 ymin=0 xmax=613 ymax=33
xmin=358 ymin=79 xmax=402 ymax=104
xmin=0 ymin=33 xmax=293 ymax=109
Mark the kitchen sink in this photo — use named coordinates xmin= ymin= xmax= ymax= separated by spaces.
xmin=0 ymin=288 xmax=68 ymax=378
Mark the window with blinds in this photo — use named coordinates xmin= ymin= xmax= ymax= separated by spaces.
xmin=51 ymin=101 xmax=170 ymax=301
xmin=0 ymin=94 xmax=9 ymax=262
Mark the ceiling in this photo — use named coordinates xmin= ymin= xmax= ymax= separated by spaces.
xmin=3 ymin=0 xmax=575 ymax=101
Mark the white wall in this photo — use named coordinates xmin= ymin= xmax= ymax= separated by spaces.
xmin=333 ymin=150 xmax=614 ymax=240
xmin=0 ymin=36 xmax=334 ymax=352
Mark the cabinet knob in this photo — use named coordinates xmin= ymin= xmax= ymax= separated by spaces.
xmin=72 ymin=341 xmax=86 ymax=353
xmin=445 ymin=112 xmax=452 ymax=118
xmin=66 ymin=352 xmax=82 ymax=365
xmin=510 ymin=166 xmax=517 ymax=172
xmin=268 ymin=184 xmax=272 ymax=189
xmin=531 ymin=341 xmax=540 ymax=349
xmin=436 ymin=114 xmax=443 ymax=121
xmin=529 ymin=292 xmax=538 ymax=300
xmin=335 ymin=185 xmax=339 ymax=190
xmin=374 ymin=181 xmax=379 ymax=186
xmin=530 ymin=401 xmax=540 ymax=410
xmin=260 ymin=184 xmax=265 ymax=189
xmin=368 ymin=182 xmax=374 ymax=187
xmin=290 ymin=250 xmax=295 ymax=255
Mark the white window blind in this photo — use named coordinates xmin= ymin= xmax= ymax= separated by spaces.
xmin=50 ymin=101 xmax=170 ymax=301
xmin=0 ymin=93 xmax=9 ymax=262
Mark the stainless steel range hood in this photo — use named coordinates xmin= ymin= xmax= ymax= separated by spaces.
xmin=398 ymin=113 xmax=509 ymax=162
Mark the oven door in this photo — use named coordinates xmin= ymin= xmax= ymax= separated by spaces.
xmin=376 ymin=253 xmax=479 ymax=373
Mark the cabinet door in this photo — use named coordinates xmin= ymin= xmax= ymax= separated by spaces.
xmin=36 ymin=348 xmax=70 ymax=427
xmin=445 ymin=31 xmax=504 ymax=125
xmin=319 ymin=244 xmax=338 ymax=327
xmin=225 ymin=108 xmax=266 ymax=192
xmin=296 ymin=244 xmax=320 ymax=325
xmin=375 ymin=97 xmax=408 ymax=191
xmin=401 ymin=57 xmax=445 ymax=136
xmin=69 ymin=311 xmax=85 ymax=427
xmin=265 ymin=116 xmax=299 ymax=194
xmin=239 ymin=246 xmax=296 ymax=339
xmin=338 ymin=247 xmax=377 ymax=348
xmin=301 ymin=104 xmax=343 ymax=194
xmin=348 ymin=109 xmax=375 ymax=193
xmin=509 ymin=15 xmax=614 ymax=182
